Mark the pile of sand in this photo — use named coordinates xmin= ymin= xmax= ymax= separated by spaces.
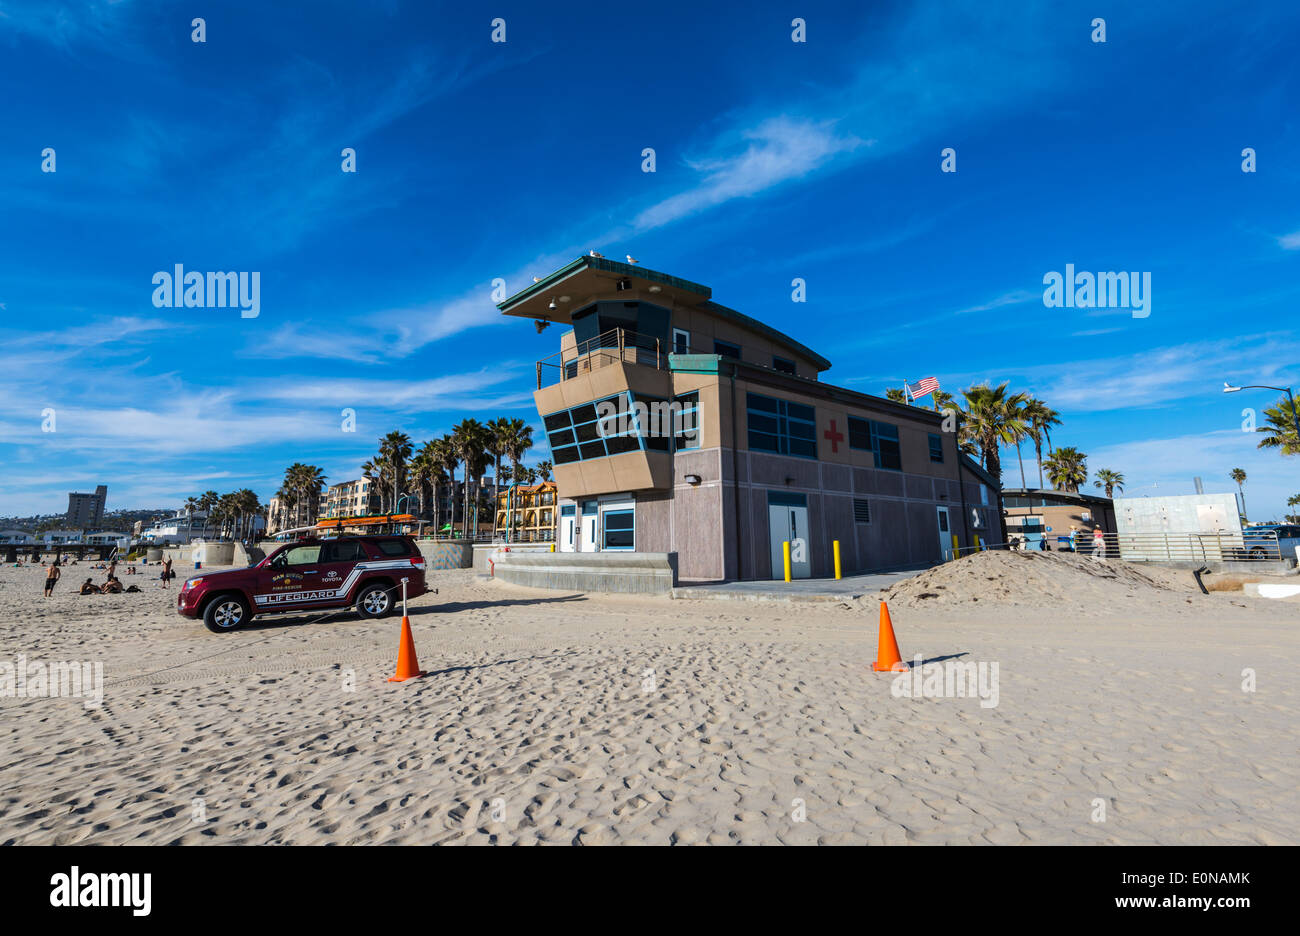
xmin=877 ymin=549 xmax=1201 ymax=611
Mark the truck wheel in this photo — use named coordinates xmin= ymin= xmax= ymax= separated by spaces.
xmin=356 ymin=583 xmax=394 ymax=619
xmin=203 ymin=594 xmax=251 ymax=633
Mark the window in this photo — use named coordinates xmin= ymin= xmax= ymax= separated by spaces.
xmin=853 ymin=499 xmax=871 ymax=523
xmin=772 ymin=356 xmax=796 ymax=376
xmin=673 ymin=328 xmax=691 ymax=354
xmin=928 ymin=433 xmax=944 ymax=463
xmin=545 ymin=393 xmax=657 ymax=465
xmin=673 ymin=391 xmax=701 ymax=450
xmin=375 ymin=539 xmax=414 ymax=557
xmin=715 ymin=339 xmax=741 ymax=360
xmin=280 ymin=545 xmax=321 ymax=566
xmin=848 ymin=417 xmax=901 ymax=470
xmin=746 ymin=392 xmax=817 ymax=459
xmin=323 ymin=540 xmax=367 ymax=562
xmin=602 ymin=509 xmax=635 ymax=549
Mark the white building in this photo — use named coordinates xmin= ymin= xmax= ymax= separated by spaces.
xmin=142 ymin=512 xmax=210 ymax=545
xmin=42 ymin=530 xmax=84 ymax=546
xmin=0 ymin=530 xmax=35 ymax=545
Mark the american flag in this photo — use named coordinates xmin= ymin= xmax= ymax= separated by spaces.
xmin=909 ymin=377 xmax=941 ymax=401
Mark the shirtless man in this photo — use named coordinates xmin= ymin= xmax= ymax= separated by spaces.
xmin=43 ymin=561 xmax=61 ymax=597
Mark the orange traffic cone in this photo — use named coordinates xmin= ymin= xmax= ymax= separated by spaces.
xmin=387 ymin=615 xmax=427 ymax=682
xmin=872 ymin=601 xmax=908 ymax=672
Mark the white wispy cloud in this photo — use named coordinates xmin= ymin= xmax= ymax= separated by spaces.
xmin=1019 ymin=335 xmax=1300 ymax=413
xmin=633 ymin=117 xmax=868 ymax=231
xmin=1278 ymin=230 xmax=1300 ymax=250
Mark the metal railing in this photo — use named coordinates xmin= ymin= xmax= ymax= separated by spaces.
xmin=536 ymin=328 xmax=665 ymax=389
xmin=994 ymin=530 xmax=1287 ymax=562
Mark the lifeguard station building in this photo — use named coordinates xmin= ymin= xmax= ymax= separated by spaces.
xmin=499 ymin=256 xmax=1000 ymax=582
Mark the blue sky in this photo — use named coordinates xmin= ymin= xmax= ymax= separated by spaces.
xmin=1 ymin=0 xmax=1298 ymax=519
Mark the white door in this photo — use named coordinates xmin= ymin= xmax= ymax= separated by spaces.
xmin=768 ymin=503 xmax=811 ymax=579
xmin=559 ymin=511 xmax=576 ymax=552
xmin=936 ymin=506 xmax=952 ymax=560
xmin=579 ymin=501 xmax=599 ymax=552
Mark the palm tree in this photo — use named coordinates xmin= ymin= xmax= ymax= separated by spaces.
xmin=1256 ymin=396 xmax=1300 ymax=456
xmin=452 ymin=419 xmax=490 ymax=538
xmin=536 ymin=460 xmax=553 ymax=482
xmin=1093 ymin=469 xmax=1125 ymax=499
xmin=1230 ymin=467 xmax=1247 ymax=520
xmin=360 ymin=459 xmax=383 ymax=514
xmin=960 ymin=382 xmax=1028 ymax=484
xmin=884 ymin=387 xmax=908 ymax=403
xmin=288 ymin=464 xmax=326 ymax=528
xmin=486 ymin=417 xmax=513 ymax=538
xmin=1044 ymin=446 xmax=1088 ymax=492
xmin=378 ymin=431 xmax=413 ymax=515
xmin=502 ymin=417 xmax=534 ymax=484
xmin=234 ymin=488 xmax=261 ymax=541
xmin=198 ymin=490 xmax=219 ymax=536
xmin=930 ymin=389 xmax=956 ymax=413
xmin=429 ymin=436 xmax=458 ymax=537
xmin=271 ymin=486 xmax=295 ymax=532
xmin=1021 ymin=398 xmax=1062 ymax=489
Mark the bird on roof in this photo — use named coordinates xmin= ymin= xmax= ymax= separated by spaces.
xmin=532 ymin=277 xmax=540 ymax=283
xmin=589 ymin=250 xmax=604 ymax=258
xmin=626 ymin=255 xmax=639 ymax=264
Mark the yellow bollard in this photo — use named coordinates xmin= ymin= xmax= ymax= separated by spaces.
xmin=975 ymin=535 xmax=983 ymax=552
xmin=550 ymin=543 xmax=555 ymax=553
xmin=951 ymin=533 xmax=959 ymax=560
xmin=833 ymin=539 xmax=842 ymax=579
xmin=783 ymin=540 xmax=792 ymax=582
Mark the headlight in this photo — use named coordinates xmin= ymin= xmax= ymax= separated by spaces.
xmin=185 ymin=577 xmax=202 ymax=589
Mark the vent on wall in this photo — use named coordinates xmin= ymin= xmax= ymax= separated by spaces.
xmin=853 ymin=499 xmax=871 ymax=523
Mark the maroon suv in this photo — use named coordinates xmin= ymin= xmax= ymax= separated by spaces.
xmin=177 ymin=535 xmax=428 ymax=633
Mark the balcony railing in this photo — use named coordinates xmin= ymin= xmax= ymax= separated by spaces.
xmin=536 ymin=327 xmax=665 ymax=389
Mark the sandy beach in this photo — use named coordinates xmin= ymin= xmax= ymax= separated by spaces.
xmin=1 ymin=553 xmax=1297 ymax=845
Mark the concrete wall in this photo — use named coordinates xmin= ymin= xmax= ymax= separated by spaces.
xmin=414 ymin=539 xmax=474 ymax=570
xmin=471 ymin=542 xmax=554 ymax=572
xmin=492 ymin=551 xmax=677 ymax=594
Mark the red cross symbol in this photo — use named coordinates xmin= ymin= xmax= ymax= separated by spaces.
xmin=823 ymin=419 xmax=845 ymax=453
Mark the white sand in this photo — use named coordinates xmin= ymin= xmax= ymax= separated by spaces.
xmin=1 ymin=554 xmax=1297 ymax=845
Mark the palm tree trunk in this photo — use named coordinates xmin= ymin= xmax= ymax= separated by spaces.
xmin=1016 ymin=441 xmax=1027 ymax=490
xmin=492 ymin=455 xmax=501 ymax=538
xmin=1035 ymin=442 xmax=1044 ymax=489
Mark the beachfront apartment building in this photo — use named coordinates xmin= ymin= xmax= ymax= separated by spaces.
xmin=321 ymin=478 xmax=379 ymax=519
xmin=66 ymin=485 xmax=107 ymax=528
xmin=494 ymin=481 xmax=558 ymax=543
xmin=500 ymin=256 xmax=1002 ymax=581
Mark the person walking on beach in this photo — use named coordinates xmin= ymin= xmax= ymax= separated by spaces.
xmin=43 ymin=561 xmax=61 ymax=597
xmin=1039 ymin=535 xmax=1050 ymax=551
xmin=160 ymin=556 xmax=173 ymax=587
xmin=1093 ymin=527 xmax=1106 ymax=558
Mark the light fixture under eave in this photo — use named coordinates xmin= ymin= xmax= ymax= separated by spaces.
xmin=648 ymin=285 xmax=662 ymax=293
xmin=558 ymin=295 xmax=571 ymax=303
xmin=548 ymin=298 xmax=557 ymax=310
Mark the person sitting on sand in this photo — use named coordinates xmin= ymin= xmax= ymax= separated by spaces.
xmin=43 ymin=561 xmax=60 ymax=597
xmin=102 ymin=576 xmax=123 ymax=594
xmin=80 ymin=578 xmax=101 ymax=595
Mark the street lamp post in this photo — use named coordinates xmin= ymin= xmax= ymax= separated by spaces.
xmin=1223 ymin=382 xmax=1300 ymax=451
